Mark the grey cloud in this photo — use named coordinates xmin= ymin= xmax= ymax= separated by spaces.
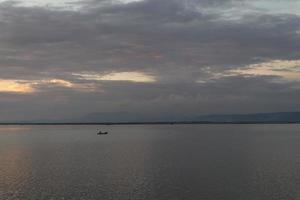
xmin=1 ymin=76 xmax=300 ymax=121
xmin=0 ymin=0 xmax=299 ymax=121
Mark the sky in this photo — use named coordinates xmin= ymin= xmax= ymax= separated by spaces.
xmin=0 ymin=0 xmax=300 ymax=122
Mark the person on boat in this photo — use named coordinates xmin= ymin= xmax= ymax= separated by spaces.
xmin=97 ymin=131 xmax=108 ymax=135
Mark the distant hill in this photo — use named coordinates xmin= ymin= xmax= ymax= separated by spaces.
xmin=79 ymin=111 xmax=300 ymax=123
xmin=2 ymin=111 xmax=300 ymax=124
xmin=195 ymin=112 xmax=300 ymax=123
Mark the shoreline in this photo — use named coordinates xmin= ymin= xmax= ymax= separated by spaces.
xmin=0 ymin=122 xmax=300 ymax=125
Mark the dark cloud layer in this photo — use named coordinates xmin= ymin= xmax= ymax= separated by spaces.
xmin=0 ymin=0 xmax=300 ymax=121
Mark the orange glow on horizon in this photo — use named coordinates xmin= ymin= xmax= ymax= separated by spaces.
xmin=0 ymin=79 xmax=75 ymax=93
xmin=73 ymin=71 xmax=156 ymax=83
xmin=0 ymin=80 xmax=34 ymax=93
xmin=230 ymin=60 xmax=300 ymax=81
xmin=47 ymin=79 xmax=73 ymax=87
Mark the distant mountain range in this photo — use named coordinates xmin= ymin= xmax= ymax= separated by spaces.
xmin=2 ymin=111 xmax=300 ymax=124
xmin=194 ymin=112 xmax=300 ymax=123
xmin=77 ymin=111 xmax=300 ymax=124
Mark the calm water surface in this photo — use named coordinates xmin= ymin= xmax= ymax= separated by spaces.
xmin=0 ymin=125 xmax=300 ymax=200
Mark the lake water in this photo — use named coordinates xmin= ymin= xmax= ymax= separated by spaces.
xmin=0 ymin=125 xmax=300 ymax=200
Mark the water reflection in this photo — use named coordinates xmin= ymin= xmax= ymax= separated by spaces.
xmin=0 ymin=125 xmax=300 ymax=200
xmin=0 ymin=126 xmax=32 ymax=133
xmin=0 ymin=146 xmax=31 ymax=199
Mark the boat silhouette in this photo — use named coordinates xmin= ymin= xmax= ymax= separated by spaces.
xmin=97 ymin=131 xmax=108 ymax=135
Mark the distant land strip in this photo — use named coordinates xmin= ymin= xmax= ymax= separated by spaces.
xmin=2 ymin=111 xmax=300 ymax=125
xmin=0 ymin=121 xmax=300 ymax=125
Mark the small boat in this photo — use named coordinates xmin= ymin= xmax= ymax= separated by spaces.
xmin=97 ymin=131 xmax=108 ymax=135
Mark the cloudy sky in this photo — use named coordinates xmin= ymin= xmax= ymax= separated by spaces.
xmin=0 ymin=0 xmax=300 ymax=122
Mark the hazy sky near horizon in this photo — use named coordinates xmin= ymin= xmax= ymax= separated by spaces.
xmin=0 ymin=0 xmax=300 ymax=121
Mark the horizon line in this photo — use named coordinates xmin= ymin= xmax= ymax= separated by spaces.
xmin=0 ymin=121 xmax=300 ymax=125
